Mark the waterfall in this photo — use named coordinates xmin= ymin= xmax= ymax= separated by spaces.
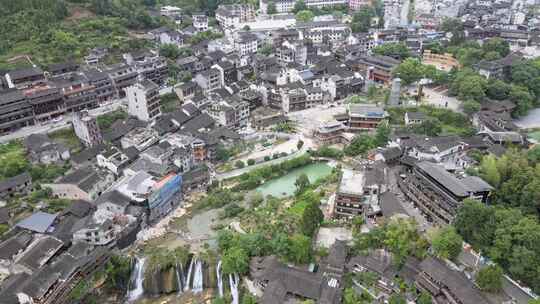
xmin=216 ymin=260 xmax=224 ymax=298
xmin=229 ymin=273 xmax=240 ymax=304
xmin=184 ymin=258 xmax=195 ymax=292
xmin=192 ymin=259 xmax=204 ymax=293
xmin=126 ymin=257 xmax=146 ymax=302
xmin=175 ymin=263 xmax=183 ymax=294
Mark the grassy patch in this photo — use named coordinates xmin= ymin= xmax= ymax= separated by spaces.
xmin=0 ymin=141 xmax=30 ymax=179
xmin=160 ymin=92 xmax=181 ymax=113
xmin=49 ymin=127 xmax=82 ymax=152
xmin=97 ymin=109 xmax=128 ymax=131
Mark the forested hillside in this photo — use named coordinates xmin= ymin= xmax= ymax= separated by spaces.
xmin=0 ymin=0 xmax=252 ymax=69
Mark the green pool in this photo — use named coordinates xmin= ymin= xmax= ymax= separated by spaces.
xmin=256 ymin=162 xmax=333 ymax=198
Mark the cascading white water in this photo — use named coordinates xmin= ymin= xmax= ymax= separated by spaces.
xmin=184 ymin=258 xmax=195 ymax=292
xmin=126 ymin=257 xmax=146 ymax=302
xmin=229 ymin=273 xmax=240 ymax=304
xmin=216 ymin=260 xmax=224 ymax=297
xmin=192 ymin=259 xmax=204 ymax=293
xmin=175 ymin=262 xmax=183 ymax=294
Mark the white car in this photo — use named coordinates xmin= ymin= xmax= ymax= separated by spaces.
xmin=52 ymin=116 xmax=63 ymax=123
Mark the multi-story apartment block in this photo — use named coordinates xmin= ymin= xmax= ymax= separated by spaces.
xmin=216 ymin=4 xmax=256 ymax=29
xmin=126 ymin=79 xmax=161 ymax=122
xmin=235 ymin=32 xmax=259 ymax=57
xmin=0 ymin=90 xmax=35 ymax=134
xmin=349 ymin=0 xmax=372 ymax=11
xmin=276 ymin=41 xmax=308 ymax=66
xmin=105 ymin=64 xmax=138 ymax=98
xmin=399 ymin=161 xmax=493 ymax=225
xmin=72 ymin=110 xmax=103 ymax=147
xmin=333 ymin=167 xmax=384 ymax=219
xmin=4 ymin=67 xmax=46 ymax=90
xmin=124 ymin=51 xmax=169 ymax=86
xmin=194 ymin=68 xmax=223 ymax=93
xmin=51 ymin=73 xmax=98 ymax=113
xmin=25 ymin=87 xmax=66 ymax=122
xmin=304 ymin=0 xmax=347 ymax=9
xmin=206 ymin=96 xmax=250 ymax=130
xmin=83 ymin=69 xmax=115 ymax=104
xmin=213 ymin=61 xmax=238 ymax=84
xmin=192 ymin=14 xmax=209 ymax=31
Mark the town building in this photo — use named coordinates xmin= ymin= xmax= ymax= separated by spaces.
xmin=116 ymin=171 xmax=182 ymax=222
xmin=0 ymin=172 xmax=32 ymax=199
xmin=105 ymin=64 xmax=138 ymax=98
xmin=23 ymin=133 xmax=70 ymax=164
xmin=349 ymin=55 xmax=400 ymax=85
xmin=404 ymin=111 xmax=427 ymax=125
xmin=313 ymin=120 xmax=348 ymax=145
xmin=192 ymin=14 xmax=209 ymax=31
xmin=72 ymin=110 xmax=103 ymax=147
xmin=216 ymin=4 xmax=256 ymax=29
xmin=25 ymin=87 xmax=66 ymax=122
xmin=235 ymin=32 xmax=259 ymax=57
xmin=124 ymin=51 xmax=169 ymax=86
xmin=126 ymin=79 xmax=161 ymax=122
xmin=399 ymin=161 xmax=492 ymax=224
xmin=51 ymin=73 xmax=99 ymax=113
xmin=120 ymin=127 xmax=159 ymax=151
xmin=43 ymin=167 xmax=114 ymax=201
xmin=344 ymin=104 xmax=389 ymax=131
xmin=333 ymin=167 xmax=384 ymax=219
xmin=83 ymin=69 xmax=115 ymax=104
xmin=194 ymin=68 xmax=223 ymax=93
xmin=416 ymin=257 xmax=490 ymax=304
xmin=97 ymin=146 xmax=132 ymax=175
xmin=4 ymin=67 xmax=46 ymax=90
xmin=0 ymin=89 xmax=35 ymax=134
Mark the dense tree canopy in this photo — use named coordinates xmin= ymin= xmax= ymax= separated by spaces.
xmin=431 ymin=227 xmax=463 ymax=261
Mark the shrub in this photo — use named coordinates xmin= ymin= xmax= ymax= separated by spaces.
xmin=247 ymin=159 xmax=255 ymax=166
xmin=235 ymin=160 xmax=245 ymax=169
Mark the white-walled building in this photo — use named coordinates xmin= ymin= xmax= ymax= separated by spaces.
xmin=72 ymin=110 xmax=103 ymax=147
xmin=126 ymin=79 xmax=161 ymax=122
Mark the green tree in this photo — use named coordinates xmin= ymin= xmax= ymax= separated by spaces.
xmin=413 ymin=117 xmax=442 ymax=136
xmin=479 ymin=155 xmax=501 ymax=187
xmin=222 ymin=247 xmax=250 ymax=275
xmin=454 ymin=199 xmax=495 ymax=251
xmin=159 ymin=43 xmax=181 ymax=60
xmin=235 ymin=160 xmax=245 ymax=169
xmin=482 ymin=38 xmax=510 ymax=58
xmin=509 ymin=85 xmax=533 ymax=117
xmin=393 ymin=58 xmax=425 ymax=85
xmin=373 ymin=42 xmax=410 ymax=60
xmin=247 ymin=159 xmax=255 ymax=166
xmin=242 ymin=294 xmax=258 ymax=304
xmin=476 ymin=265 xmax=503 ymax=292
xmin=462 ymin=100 xmax=481 ymax=116
xmin=295 ymin=10 xmax=314 ymax=22
xmin=486 ymin=79 xmax=511 ymax=100
xmin=431 ymin=226 xmax=463 ymax=260
xmin=267 ymin=1 xmax=277 ymax=14
xmin=300 ymin=201 xmax=324 ymax=237
xmin=295 ymin=173 xmax=310 ymax=195
xmin=389 ymin=294 xmax=407 ymax=304
xmin=417 ymin=292 xmax=433 ymax=304
xmin=440 ymin=18 xmax=464 ymax=45
xmin=351 ymin=6 xmax=375 ymax=33
xmin=287 ymin=234 xmax=312 ymax=264
xmin=375 ymin=122 xmax=390 ymax=146
xmin=293 ymin=0 xmax=308 ymax=13
xmin=457 ymin=75 xmax=487 ymax=102
xmin=344 ymin=134 xmax=377 ymax=156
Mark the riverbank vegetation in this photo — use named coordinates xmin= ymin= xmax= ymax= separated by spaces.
xmin=388 ymin=106 xmax=474 ymax=137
